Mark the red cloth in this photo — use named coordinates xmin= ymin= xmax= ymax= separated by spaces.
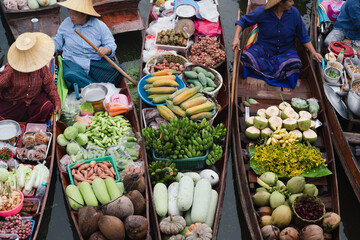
xmin=0 ymin=63 xmax=61 ymax=107
xmin=193 ymin=20 xmax=222 ymax=37
xmin=0 ymin=92 xmax=54 ymax=123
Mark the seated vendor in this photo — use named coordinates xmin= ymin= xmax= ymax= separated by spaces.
xmin=0 ymin=32 xmax=61 ymax=123
xmin=324 ymin=0 xmax=360 ymax=48
xmin=54 ymin=0 xmax=122 ymax=90
xmin=232 ymin=0 xmax=322 ymax=89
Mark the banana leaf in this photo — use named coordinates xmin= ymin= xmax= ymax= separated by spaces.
xmin=248 ymin=145 xmax=332 ymax=178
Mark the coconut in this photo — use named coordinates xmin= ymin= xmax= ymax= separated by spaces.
xmin=246 ymin=116 xmax=255 ymax=127
xmin=252 ymin=191 xmax=271 ymax=206
xmin=89 ymin=232 xmax=107 ymax=240
xmin=261 ymin=215 xmax=273 ymax=227
xmin=265 ymin=106 xmax=280 ymax=118
xmin=270 ymin=191 xmax=285 ymax=209
xmin=303 ymin=184 xmax=319 ymax=197
xmin=259 ymin=172 xmax=278 ymax=186
xmin=272 ymin=205 xmax=292 ymax=228
xmin=257 ymin=108 xmax=266 ymax=118
xmin=300 ymin=225 xmax=323 ymax=240
xmin=279 ymin=102 xmax=290 ymax=111
xmin=297 ymin=117 xmax=311 ymax=131
xmin=245 ymin=126 xmax=261 ymax=140
xmin=281 ymin=106 xmax=299 ymax=120
xmin=322 ymin=212 xmax=341 ymax=232
xmin=284 ymin=200 xmax=290 ymax=207
xmin=102 ymin=196 xmax=134 ymax=220
xmin=276 ymin=180 xmax=286 ymax=190
xmin=303 ymin=129 xmax=318 ymax=143
xmin=299 ymin=111 xmax=312 ymax=120
xmin=290 ymin=130 xmax=303 ymax=142
xmin=283 ymin=118 xmax=298 ymax=131
xmin=98 ymin=215 xmax=125 ymax=240
xmin=311 ymin=120 xmax=316 ymax=130
xmin=286 ymin=176 xmax=306 ymax=194
xmin=256 ymin=187 xmax=267 ymax=192
xmin=280 ymin=227 xmax=299 ymax=240
xmin=253 ymin=116 xmax=269 ymax=130
xmin=257 ymin=206 xmax=272 ymax=217
xmin=261 ymin=128 xmax=274 ymax=138
xmin=125 ymin=215 xmax=148 ymax=240
xmin=261 ymin=225 xmax=280 ymax=240
xmin=269 ymin=116 xmax=283 ymax=131
xmin=288 ymin=193 xmax=303 ymax=206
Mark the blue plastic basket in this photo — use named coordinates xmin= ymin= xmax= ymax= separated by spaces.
xmin=67 ymin=156 xmax=120 ymax=185
xmin=137 ymin=73 xmax=186 ymax=106
xmin=151 ymin=149 xmax=209 ymax=170
xmin=0 ymin=219 xmax=35 ymax=240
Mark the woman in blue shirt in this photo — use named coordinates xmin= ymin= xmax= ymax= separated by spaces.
xmin=54 ymin=0 xmax=122 ymax=90
xmin=232 ymin=0 xmax=322 ymax=89
xmin=324 ymin=0 xmax=360 ymax=48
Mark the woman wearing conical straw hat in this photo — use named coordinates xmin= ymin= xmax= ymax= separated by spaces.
xmin=54 ymin=0 xmax=123 ymax=90
xmin=0 ymin=32 xmax=61 ymax=123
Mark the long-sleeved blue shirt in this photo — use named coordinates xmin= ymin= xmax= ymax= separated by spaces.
xmin=53 ymin=17 xmax=116 ymax=74
xmin=334 ymin=0 xmax=360 ymax=40
xmin=236 ymin=6 xmax=310 ymax=55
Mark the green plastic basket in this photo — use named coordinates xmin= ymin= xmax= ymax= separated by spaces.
xmin=151 ymin=149 xmax=209 ymax=170
xmin=67 ymin=155 xmax=120 ymax=185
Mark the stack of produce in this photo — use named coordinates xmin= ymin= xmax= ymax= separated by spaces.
xmin=245 ymin=99 xmax=319 ymax=144
xmin=145 ymin=71 xmax=180 ymax=104
xmin=142 ymin=118 xmax=226 ymax=165
xmin=149 ymin=58 xmax=185 ymax=73
xmin=66 ymin=171 xmax=148 ymax=240
xmin=253 ymin=172 xmax=341 ymax=240
xmin=153 ymin=168 xmax=220 ymax=239
xmin=156 ymin=86 xmax=215 ymax=121
xmin=184 ymin=66 xmax=218 ymax=92
xmin=188 ymin=36 xmax=226 ymax=68
xmin=156 ymin=29 xmax=189 ymax=47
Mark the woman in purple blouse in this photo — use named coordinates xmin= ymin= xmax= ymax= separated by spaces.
xmin=232 ymin=0 xmax=322 ymax=89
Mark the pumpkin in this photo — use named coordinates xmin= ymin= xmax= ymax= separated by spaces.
xmin=280 ymin=227 xmax=299 ymax=240
xmin=169 ymin=234 xmax=186 ymax=240
xmin=185 ymin=223 xmax=212 ymax=240
xmin=300 ymin=225 xmax=323 ymax=240
xmin=160 ymin=215 xmax=186 ymax=235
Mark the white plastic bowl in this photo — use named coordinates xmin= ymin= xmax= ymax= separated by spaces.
xmin=324 ymin=66 xmax=341 ymax=84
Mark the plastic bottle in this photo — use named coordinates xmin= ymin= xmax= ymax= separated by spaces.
xmin=35 ymin=182 xmax=46 ymax=201
xmin=337 ymin=48 xmax=345 ymax=63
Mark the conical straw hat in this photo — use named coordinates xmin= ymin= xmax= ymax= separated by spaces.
xmin=58 ymin=0 xmax=100 ymax=17
xmin=264 ymin=0 xmax=282 ymax=10
xmin=8 ymin=32 xmax=55 ymax=73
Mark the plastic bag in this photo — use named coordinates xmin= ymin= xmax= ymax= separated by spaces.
xmin=59 ymin=154 xmax=73 ymax=172
xmin=67 ymin=141 xmax=88 ymax=162
xmin=27 ymin=150 xmax=45 ymax=161
xmin=106 ymin=135 xmax=140 ymax=170
xmin=23 ymin=135 xmax=35 ymax=149
xmin=122 ymin=161 xmax=145 ymax=177
xmin=34 ymin=145 xmax=47 ymax=155
xmin=61 ymin=93 xmax=82 ymax=126
xmin=16 ymin=148 xmax=28 ymax=160
xmin=146 ymin=15 xmax=176 ymax=36
xmin=193 ymin=20 xmax=222 ymax=37
xmin=101 ymin=83 xmax=121 ymax=109
xmin=307 ymin=98 xmax=320 ymax=119
xmin=6 ymin=158 xmax=19 ymax=170
xmin=34 ymin=132 xmax=49 ymax=145
xmin=197 ymin=0 xmax=219 ymax=22
xmin=75 ymin=116 xmax=92 ymax=127
xmin=86 ymin=143 xmax=106 ymax=160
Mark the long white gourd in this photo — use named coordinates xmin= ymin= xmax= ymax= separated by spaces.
xmin=154 ymin=183 xmax=167 ymax=217
xmin=191 ymin=178 xmax=212 ymax=223
xmin=205 ymin=189 xmax=219 ymax=227
xmin=168 ymin=182 xmax=182 ymax=216
xmin=177 ymin=176 xmax=194 ymax=211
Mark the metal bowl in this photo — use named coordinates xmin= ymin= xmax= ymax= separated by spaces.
xmin=0 ymin=120 xmax=21 ymax=141
xmin=347 ymin=79 xmax=360 ymax=117
xmin=81 ymin=83 xmax=108 ymax=102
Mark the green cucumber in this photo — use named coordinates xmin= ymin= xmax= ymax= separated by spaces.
xmin=191 ymin=179 xmax=212 ymax=223
xmin=197 ymin=72 xmax=207 ymax=87
xmin=177 ymin=176 xmax=194 ymax=211
xmin=206 ymin=71 xmax=215 ymax=80
xmin=184 ymin=71 xmax=198 ymax=79
xmin=66 ymin=185 xmax=84 ymax=210
xmin=203 ymin=87 xmax=215 ymax=92
xmin=192 ymin=80 xmax=203 ymax=90
xmin=194 ymin=66 xmax=208 ymax=75
xmin=92 ymin=178 xmax=111 ymax=205
xmin=205 ymin=189 xmax=219 ymax=228
xmin=79 ymin=181 xmax=98 ymax=207
xmin=105 ymin=177 xmax=122 ymax=200
xmin=206 ymin=77 xmax=217 ymax=88
xmin=116 ymin=182 xmax=125 ymax=195
xmin=154 ymin=183 xmax=168 ymax=217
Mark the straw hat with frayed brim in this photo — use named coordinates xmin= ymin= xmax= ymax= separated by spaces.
xmin=264 ymin=0 xmax=282 ymax=10
xmin=8 ymin=32 xmax=55 ymax=73
xmin=58 ymin=0 xmax=100 ymax=17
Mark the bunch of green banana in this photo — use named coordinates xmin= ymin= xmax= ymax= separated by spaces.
xmin=206 ymin=144 xmax=223 ymax=165
xmin=149 ymin=160 xmax=178 ymax=186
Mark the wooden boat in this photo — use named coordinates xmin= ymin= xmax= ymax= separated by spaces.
xmin=232 ymin=0 xmax=340 ymax=239
xmin=93 ymin=0 xmax=144 ymax=34
xmin=0 ymin=2 xmax=61 ymax=38
xmin=55 ymin=61 xmax=150 ymax=240
xmin=310 ymin=0 xmax=360 ymax=202
xmin=138 ymin=1 xmax=231 ymax=239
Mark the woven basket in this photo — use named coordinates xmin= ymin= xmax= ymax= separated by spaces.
xmin=181 ymin=64 xmax=223 ymax=98
xmin=144 ymin=53 xmax=189 ymax=75
xmin=186 ymin=41 xmax=226 ymax=69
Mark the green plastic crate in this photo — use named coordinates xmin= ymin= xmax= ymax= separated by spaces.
xmin=67 ymin=155 xmax=120 ymax=185
xmin=151 ymin=149 xmax=209 ymax=170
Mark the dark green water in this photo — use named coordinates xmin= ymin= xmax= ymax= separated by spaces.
xmin=1 ymin=0 xmax=359 ymax=239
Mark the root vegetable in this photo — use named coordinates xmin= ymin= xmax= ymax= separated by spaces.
xmin=89 ymin=231 xmax=107 ymax=240
xmin=300 ymin=225 xmax=323 ymax=240
xmin=261 ymin=225 xmax=280 ymax=240
xmin=102 ymin=196 xmax=134 ymax=220
xmin=90 ymin=161 xmax=96 ymax=168
xmin=322 ymin=212 xmax=341 ymax=232
xmin=78 ymin=206 xmax=104 ymax=237
xmin=98 ymin=215 xmax=125 ymax=240
xmin=123 ymin=173 xmax=145 ymax=194
xmin=126 ymin=190 xmax=146 ymax=215
xmin=280 ymin=227 xmax=299 ymax=240
xmin=125 ymin=215 xmax=148 ymax=240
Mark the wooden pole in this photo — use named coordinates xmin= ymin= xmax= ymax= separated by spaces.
xmin=75 ymin=29 xmax=138 ymax=86
xmin=230 ymin=9 xmax=241 ymax=122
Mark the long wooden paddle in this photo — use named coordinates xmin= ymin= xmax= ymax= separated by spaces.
xmin=230 ymin=9 xmax=241 ymax=122
xmin=74 ymin=29 xmax=138 ymax=86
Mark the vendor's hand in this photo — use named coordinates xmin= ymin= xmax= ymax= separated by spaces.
xmin=97 ymin=47 xmax=111 ymax=58
xmin=232 ymin=38 xmax=241 ymax=52
xmin=312 ymin=52 xmax=323 ymax=63
xmin=55 ymin=105 xmax=61 ymax=118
